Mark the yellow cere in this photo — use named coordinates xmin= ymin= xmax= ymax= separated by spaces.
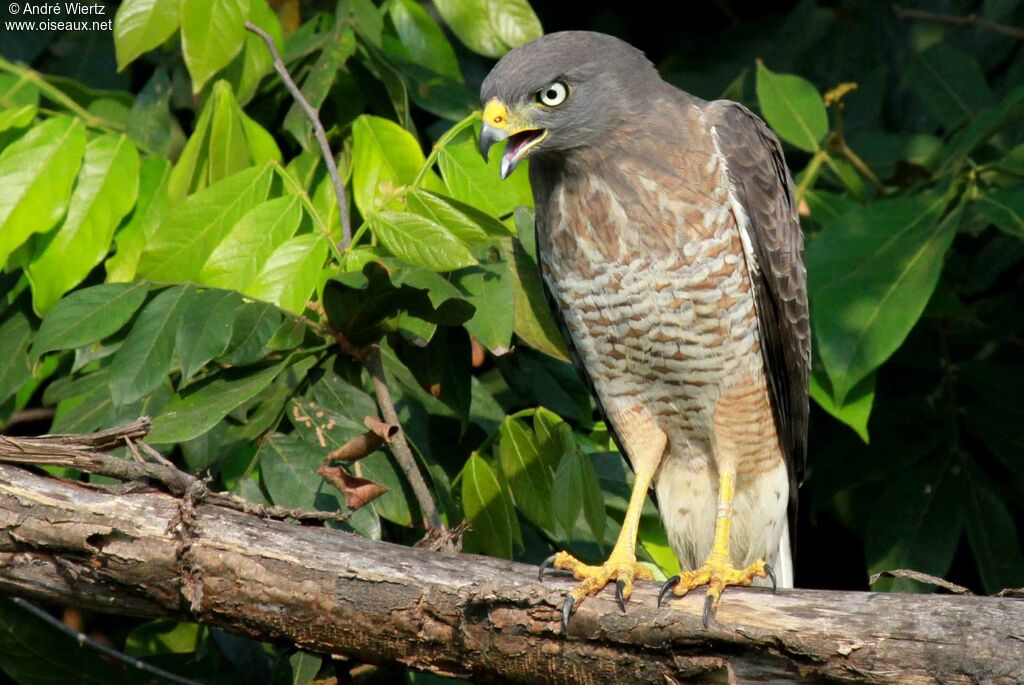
xmin=482 ymin=99 xmax=509 ymax=130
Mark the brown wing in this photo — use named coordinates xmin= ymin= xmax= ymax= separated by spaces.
xmin=706 ymin=101 xmax=811 ymax=525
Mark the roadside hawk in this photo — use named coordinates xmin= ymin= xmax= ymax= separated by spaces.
xmin=479 ymin=31 xmax=810 ymax=629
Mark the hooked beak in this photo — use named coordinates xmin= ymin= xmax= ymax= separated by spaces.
xmin=479 ymin=98 xmax=547 ymax=180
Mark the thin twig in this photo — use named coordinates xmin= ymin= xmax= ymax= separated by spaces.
xmin=245 ymin=21 xmax=352 ymax=248
xmin=363 ymin=345 xmax=444 ymax=530
xmin=0 ymin=420 xmax=350 ymax=524
xmin=1 ymin=407 xmax=55 ymax=430
xmin=869 ymin=569 xmax=973 ymax=595
xmin=7 ymin=597 xmax=203 ymax=685
xmin=893 ymin=5 xmax=1024 ymax=41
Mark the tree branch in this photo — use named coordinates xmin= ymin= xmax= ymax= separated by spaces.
xmin=1 ymin=462 xmax=1022 ymax=684
xmin=245 ymin=21 xmax=353 ymax=248
xmin=893 ymin=5 xmax=1024 ymax=41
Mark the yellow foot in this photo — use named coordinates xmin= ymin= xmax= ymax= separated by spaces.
xmin=657 ymin=556 xmax=776 ymax=628
xmin=539 ymin=551 xmax=654 ymax=633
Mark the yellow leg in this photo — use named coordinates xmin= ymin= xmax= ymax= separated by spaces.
xmin=540 ymin=408 xmax=666 ymax=633
xmin=657 ymin=466 xmax=772 ymax=627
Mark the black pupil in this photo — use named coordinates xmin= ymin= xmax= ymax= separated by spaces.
xmin=546 ymin=88 xmax=558 ymax=100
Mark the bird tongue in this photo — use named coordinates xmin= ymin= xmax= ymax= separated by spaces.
xmin=501 ymin=129 xmax=543 ymax=178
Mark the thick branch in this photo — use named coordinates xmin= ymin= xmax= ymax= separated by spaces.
xmin=1 ymin=464 xmax=1021 ymax=684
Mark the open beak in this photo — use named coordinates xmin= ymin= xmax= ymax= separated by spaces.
xmin=479 ymin=98 xmax=547 ymax=179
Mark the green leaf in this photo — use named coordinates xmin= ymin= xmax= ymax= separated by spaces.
xmin=350 ymin=114 xmax=441 ymax=215
xmin=453 ymin=262 xmax=513 ymax=353
xmin=288 ymin=652 xmax=322 ymax=685
xmin=845 ymin=131 xmax=942 ymax=179
xmin=26 ymin=134 xmax=140 ymax=314
xmin=176 ymin=288 xmax=243 ymax=380
xmin=551 ymin=433 xmax=606 ymax=544
xmin=218 ymin=299 xmax=282 ymax=366
xmin=108 ymin=285 xmax=195 ymax=406
xmin=0 ymin=116 xmax=86 ymax=267
xmin=225 ymin=0 xmax=282 ymax=104
xmin=809 ymin=368 xmax=874 ymax=443
xmin=932 ymin=85 xmax=1024 ymax=176
xmin=370 ymin=211 xmax=477 ymax=272
xmin=388 ymin=0 xmax=462 ymax=80
xmin=432 ymin=0 xmax=542 ymax=58
xmin=198 ymin=195 xmax=303 ymax=289
xmin=114 ymin=0 xmax=181 ymax=70
xmin=245 ymin=233 xmax=328 ymax=314
xmin=906 ymin=42 xmax=994 ymax=130
xmin=438 ymin=133 xmax=533 ymax=215
xmin=461 ymin=452 xmax=519 ymax=558
xmin=497 ymin=347 xmax=590 ymax=423
xmin=0 ymin=310 xmax=32 ymax=405
xmin=0 ymin=104 xmax=37 ymax=133
xmin=505 ymin=209 xmax=569 ymax=360
xmin=0 ymin=598 xmax=148 ymax=685
xmin=323 ymin=261 xmax=474 ymax=345
xmin=406 ymin=189 xmax=502 ymax=245
xmin=755 ymin=60 xmax=828 ymax=152
xmin=149 ymin=359 xmax=288 ymax=444
xmin=209 ymin=82 xmax=253 ymax=181
xmin=106 ymin=156 xmax=172 ymax=283
xmin=959 ymin=361 xmax=1024 ymax=483
xmin=867 ymin=459 xmax=963 ymax=593
xmin=257 ymin=432 xmax=341 ymax=510
xmin=807 ymin=194 xmax=956 ymax=404
xmin=125 ymin=620 xmax=202 ymax=657
xmin=974 ymin=187 xmax=1024 ymax=239
xmin=283 ymin=30 xmax=357 ymax=147
xmin=498 ymin=417 xmax=553 ymax=529
xmin=32 ymin=282 xmax=149 ymax=360
xmin=181 ymin=0 xmax=252 ymax=92
xmin=964 ymin=475 xmax=1024 ymax=594
xmin=127 ymin=69 xmax=174 ymax=156
xmin=138 ymin=164 xmax=274 ymax=282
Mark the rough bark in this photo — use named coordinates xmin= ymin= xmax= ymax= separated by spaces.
xmin=1 ymin=464 xmax=1022 ymax=684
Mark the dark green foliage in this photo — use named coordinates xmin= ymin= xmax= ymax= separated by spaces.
xmin=1 ymin=0 xmax=1023 ymax=682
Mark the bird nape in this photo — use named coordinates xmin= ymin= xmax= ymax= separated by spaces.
xmin=480 ymin=30 xmax=810 ymax=632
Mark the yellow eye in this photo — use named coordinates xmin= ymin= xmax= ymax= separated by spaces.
xmin=538 ymin=81 xmax=568 ymax=107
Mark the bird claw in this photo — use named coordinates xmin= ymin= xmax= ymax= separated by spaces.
xmin=615 ymin=579 xmax=627 ymax=613
xmin=702 ymin=594 xmax=714 ymax=629
xmin=561 ymin=595 xmax=575 ymax=635
xmin=538 ymin=554 xmax=575 ymax=581
xmin=765 ymin=563 xmax=777 ymax=594
xmin=658 ymin=575 xmax=680 ymax=608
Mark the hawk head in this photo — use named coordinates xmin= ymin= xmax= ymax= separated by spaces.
xmin=479 ymin=31 xmax=659 ymax=178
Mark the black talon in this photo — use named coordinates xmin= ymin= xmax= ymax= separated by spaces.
xmin=657 ymin=575 xmax=680 ymax=608
xmin=615 ymin=579 xmax=627 ymax=613
xmin=561 ymin=595 xmax=575 ymax=635
xmin=702 ymin=594 xmax=714 ymax=629
xmin=539 ymin=554 xmax=557 ymax=582
xmin=765 ymin=563 xmax=777 ymax=594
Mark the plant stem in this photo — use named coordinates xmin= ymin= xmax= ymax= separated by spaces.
xmin=796 ymin=149 xmax=828 ymax=202
xmin=246 ymin=22 xmax=352 ymax=249
xmin=363 ymin=345 xmax=444 ymax=531
xmin=411 ymin=111 xmax=479 ymax=188
xmin=0 ymin=58 xmax=122 ymax=131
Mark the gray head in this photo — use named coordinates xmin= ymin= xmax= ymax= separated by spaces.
xmin=478 ymin=31 xmax=660 ymax=178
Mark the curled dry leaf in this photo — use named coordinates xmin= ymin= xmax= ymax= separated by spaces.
xmin=318 ymin=463 xmax=388 ymax=510
xmin=325 ymin=431 xmax=385 ymax=463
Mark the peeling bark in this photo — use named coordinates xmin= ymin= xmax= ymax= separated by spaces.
xmin=1 ymin=463 xmax=1022 ymax=684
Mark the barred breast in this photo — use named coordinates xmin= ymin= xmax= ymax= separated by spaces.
xmin=534 ymin=107 xmax=788 ymax=573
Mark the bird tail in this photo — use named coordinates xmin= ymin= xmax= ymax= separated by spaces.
xmin=775 ymin=520 xmax=794 ymax=589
